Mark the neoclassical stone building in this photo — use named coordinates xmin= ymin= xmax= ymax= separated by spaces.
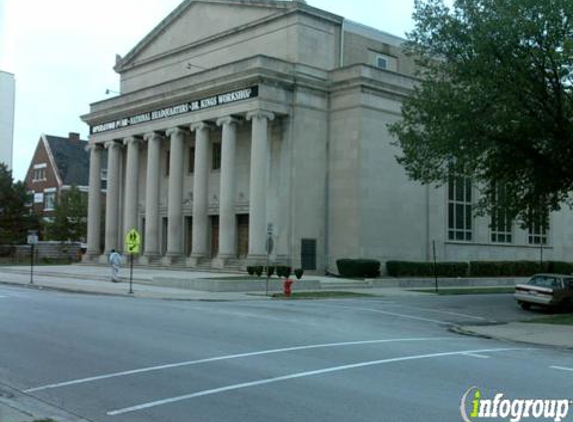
xmin=83 ymin=0 xmax=573 ymax=273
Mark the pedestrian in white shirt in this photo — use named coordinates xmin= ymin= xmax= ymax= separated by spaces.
xmin=109 ymin=249 xmax=123 ymax=283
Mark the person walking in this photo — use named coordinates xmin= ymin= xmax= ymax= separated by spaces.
xmin=109 ymin=249 xmax=123 ymax=283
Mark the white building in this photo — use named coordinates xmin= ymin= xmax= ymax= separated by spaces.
xmin=82 ymin=0 xmax=573 ymax=273
xmin=0 ymin=70 xmax=15 ymax=170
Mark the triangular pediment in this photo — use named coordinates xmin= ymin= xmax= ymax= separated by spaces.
xmin=118 ymin=0 xmax=292 ymax=69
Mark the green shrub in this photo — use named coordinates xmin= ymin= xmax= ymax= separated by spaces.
xmin=337 ymin=259 xmax=381 ymax=278
xmin=388 ymin=260 xmax=573 ymax=278
xmin=547 ymin=261 xmax=573 ymax=274
xmin=294 ymin=268 xmax=304 ymax=279
xmin=265 ymin=266 xmax=275 ymax=277
xmin=246 ymin=266 xmax=255 ymax=276
xmin=386 ymin=260 xmax=468 ymax=277
xmin=255 ymin=266 xmax=263 ymax=277
xmin=469 ymin=261 xmax=546 ymax=277
xmin=276 ymin=266 xmax=292 ymax=278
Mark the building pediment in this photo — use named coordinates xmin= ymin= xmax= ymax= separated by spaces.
xmin=116 ymin=0 xmax=298 ymax=71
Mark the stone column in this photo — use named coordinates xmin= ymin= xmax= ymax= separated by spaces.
xmin=85 ymin=143 xmax=102 ymax=258
xmin=188 ymin=122 xmax=213 ymax=265
xmin=123 ymin=136 xmax=141 ymax=234
xmin=215 ymin=116 xmax=240 ymax=266
xmin=246 ymin=111 xmax=274 ymax=262
xmin=164 ymin=127 xmax=186 ymax=262
xmin=143 ymin=132 xmax=162 ymax=260
xmin=104 ymin=140 xmax=122 ymax=254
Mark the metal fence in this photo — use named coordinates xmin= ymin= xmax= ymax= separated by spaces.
xmin=0 ymin=242 xmax=84 ymax=265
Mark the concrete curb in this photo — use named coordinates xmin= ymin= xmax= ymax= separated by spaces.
xmin=451 ymin=323 xmax=573 ymax=350
xmin=0 ymin=382 xmax=92 ymax=422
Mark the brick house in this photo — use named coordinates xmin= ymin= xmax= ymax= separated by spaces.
xmin=24 ymin=132 xmax=104 ymax=241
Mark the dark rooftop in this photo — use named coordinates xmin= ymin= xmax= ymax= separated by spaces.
xmin=45 ymin=133 xmax=90 ymax=186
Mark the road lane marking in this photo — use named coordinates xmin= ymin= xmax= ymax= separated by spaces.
xmin=395 ymin=305 xmax=494 ymax=322
xmin=462 ymin=352 xmax=490 ymax=359
xmin=106 ymin=347 xmax=524 ymax=416
xmin=551 ymin=366 xmax=573 ymax=372
xmin=24 ymin=337 xmax=454 ymax=393
xmin=0 ymin=295 xmax=7 ymax=298
xmin=314 ymin=304 xmax=451 ymax=325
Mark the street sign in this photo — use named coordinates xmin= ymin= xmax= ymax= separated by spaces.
xmin=125 ymin=229 xmax=141 ymax=254
xmin=27 ymin=231 xmax=38 ymax=245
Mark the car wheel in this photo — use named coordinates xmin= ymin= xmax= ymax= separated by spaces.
xmin=520 ymin=302 xmax=532 ymax=310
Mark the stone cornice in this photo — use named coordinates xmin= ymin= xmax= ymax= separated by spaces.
xmin=330 ymin=64 xmax=417 ymax=99
xmin=82 ymin=56 xmax=328 ymax=126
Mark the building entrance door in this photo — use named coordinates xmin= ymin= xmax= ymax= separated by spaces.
xmin=161 ymin=217 xmax=168 ymax=255
xmin=210 ymin=215 xmax=219 ymax=258
xmin=184 ymin=216 xmax=192 ymax=257
xmin=237 ymin=214 xmax=249 ymax=258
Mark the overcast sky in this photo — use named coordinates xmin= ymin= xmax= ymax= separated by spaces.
xmin=0 ymin=0 xmax=419 ymax=181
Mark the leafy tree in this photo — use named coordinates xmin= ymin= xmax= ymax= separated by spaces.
xmin=0 ymin=163 xmax=39 ymax=243
xmin=388 ymin=0 xmax=573 ymax=224
xmin=44 ymin=185 xmax=87 ymax=242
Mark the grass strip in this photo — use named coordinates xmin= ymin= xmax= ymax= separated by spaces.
xmin=412 ymin=287 xmax=515 ymax=295
xmin=271 ymin=291 xmax=375 ymax=299
xmin=524 ymin=314 xmax=573 ymax=325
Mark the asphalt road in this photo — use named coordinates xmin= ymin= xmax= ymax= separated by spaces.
xmin=0 ymin=285 xmax=572 ymax=422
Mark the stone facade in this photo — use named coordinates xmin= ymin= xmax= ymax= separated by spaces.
xmin=82 ymin=0 xmax=573 ymax=273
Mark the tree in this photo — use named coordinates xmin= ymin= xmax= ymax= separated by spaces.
xmin=0 ymin=163 xmax=39 ymax=244
xmin=44 ymin=185 xmax=88 ymax=242
xmin=388 ymin=0 xmax=573 ymax=224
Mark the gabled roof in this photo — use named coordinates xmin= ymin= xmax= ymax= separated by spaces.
xmin=115 ymin=0 xmax=335 ymax=71
xmin=44 ymin=135 xmax=90 ymax=187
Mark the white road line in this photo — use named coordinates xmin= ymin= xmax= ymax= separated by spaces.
xmin=396 ymin=305 xmax=494 ymax=322
xmin=550 ymin=366 xmax=573 ymax=372
xmin=24 ymin=337 xmax=453 ymax=393
xmin=462 ymin=352 xmax=490 ymax=359
xmin=106 ymin=347 xmax=523 ymax=416
xmin=316 ymin=304 xmax=451 ymax=325
xmin=0 ymin=295 xmax=8 ymax=298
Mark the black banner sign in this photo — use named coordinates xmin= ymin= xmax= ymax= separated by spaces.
xmin=91 ymin=86 xmax=259 ymax=134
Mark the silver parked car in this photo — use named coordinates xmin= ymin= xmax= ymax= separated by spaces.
xmin=514 ymin=273 xmax=573 ymax=310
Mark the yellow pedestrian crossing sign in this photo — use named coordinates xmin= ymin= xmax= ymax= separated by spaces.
xmin=125 ymin=229 xmax=141 ymax=254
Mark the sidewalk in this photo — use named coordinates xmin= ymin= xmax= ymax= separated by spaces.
xmin=455 ymin=323 xmax=573 ymax=348
xmin=0 ymin=266 xmax=267 ymax=301
xmin=0 ymin=264 xmax=428 ymax=299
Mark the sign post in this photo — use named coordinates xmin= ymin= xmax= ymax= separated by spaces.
xmin=27 ymin=231 xmax=38 ymax=285
xmin=433 ymin=240 xmax=438 ymax=294
xmin=265 ymin=223 xmax=274 ymax=296
xmin=124 ymin=229 xmax=141 ymax=295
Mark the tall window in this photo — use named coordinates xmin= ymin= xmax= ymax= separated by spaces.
xmin=212 ymin=143 xmax=221 ymax=170
xmin=44 ymin=192 xmax=56 ymax=210
xmin=33 ymin=168 xmax=46 ymax=181
xmin=528 ymin=209 xmax=549 ymax=245
xmin=448 ymin=174 xmax=473 ymax=241
xmin=491 ymin=184 xmax=513 ymax=243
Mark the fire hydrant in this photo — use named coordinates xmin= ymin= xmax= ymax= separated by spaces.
xmin=283 ymin=278 xmax=294 ymax=297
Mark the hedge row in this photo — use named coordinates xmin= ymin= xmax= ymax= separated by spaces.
xmin=386 ymin=261 xmax=468 ymax=277
xmin=336 ymin=259 xmax=381 ymax=278
xmin=386 ymin=260 xmax=573 ymax=277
